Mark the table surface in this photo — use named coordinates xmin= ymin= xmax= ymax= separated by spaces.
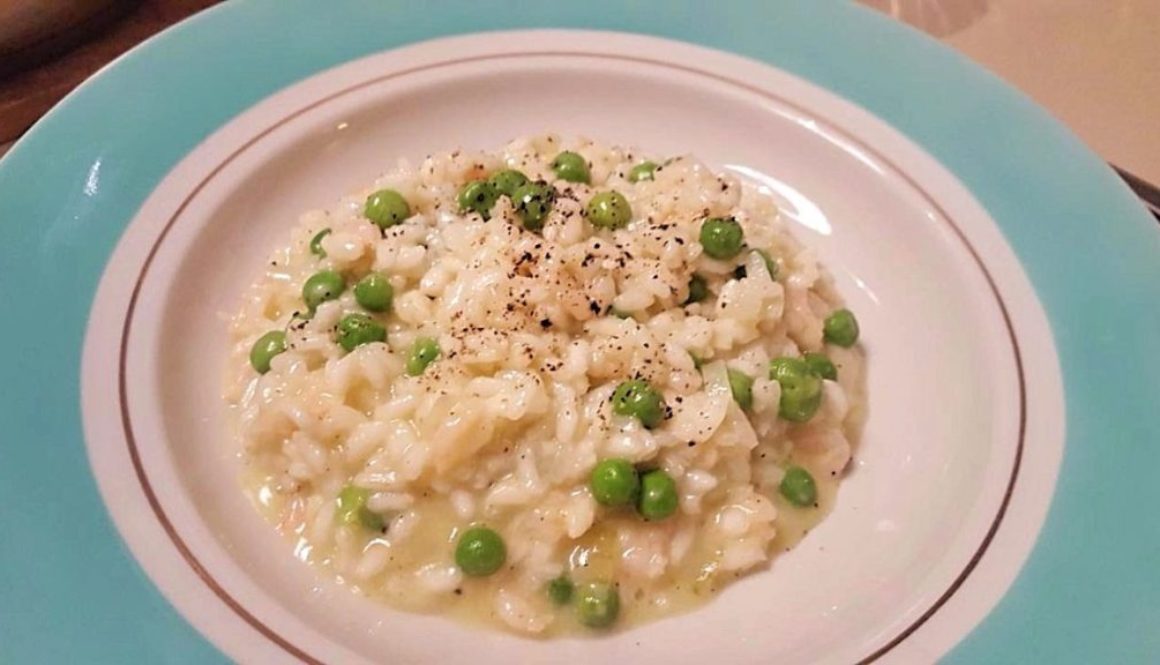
xmin=868 ymin=0 xmax=1160 ymax=184
xmin=0 ymin=0 xmax=220 ymax=147
xmin=1 ymin=1 xmax=1157 ymax=185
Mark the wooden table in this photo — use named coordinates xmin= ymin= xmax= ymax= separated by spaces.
xmin=0 ymin=0 xmax=221 ymax=145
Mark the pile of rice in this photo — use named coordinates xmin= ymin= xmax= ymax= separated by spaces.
xmin=224 ymin=134 xmax=865 ymax=634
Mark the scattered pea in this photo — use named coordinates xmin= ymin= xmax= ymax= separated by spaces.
xmin=336 ymin=313 xmax=386 ymax=352
xmin=628 ymin=161 xmax=658 ymax=182
xmin=364 ymin=188 xmax=411 ymax=229
xmin=611 ymin=379 xmax=667 ymax=429
xmin=309 ymin=228 xmax=331 ymax=258
xmin=405 ymin=337 xmax=440 ymax=376
xmin=551 ymin=151 xmax=590 ymax=184
xmin=585 ymin=190 xmax=632 ymax=229
xmin=769 ymin=357 xmax=823 ymax=422
xmin=685 ymin=274 xmax=708 ymax=304
xmin=727 ymin=368 xmax=754 ymax=411
xmin=455 ymin=526 xmax=507 ymax=577
xmin=302 ymin=270 xmax=345 ymax=310
xmin=803 ymin=352 xmax=837 ymax=381
xmin=354 ymin=272 xmax=393 ymax=312
xmin=487 ymin=169 xmax=529 ymax=197
xmin=590 ymin=458 xmax=639 ymax=506
xmin=779 ymin=375 xmax=824 ymax=423
xmin=335 ymin=485 xmax=384 ymax=531
xmin=699 ymin=217 xmax=744 ymax=259
xmin=575 ymin=581 xmax=620 ymax=628
xmin=547 ymin=575 xmax=574 ymax=605
xmin=779 ymin=466 xmax=818 ymax=507
xmin=823 ymin=308 xmax=860 ymax=347
xmin=512 ymin=180 xmax=555 ymax=230
xmin=768 ymin=357 xmax=795 ymax=382
xmin=249 ymin=330 xmax=286 ymax=374
xmin=637 ymin=469 xmax=678 ymax=521
xmin=457 ymin=180 xmax=500 ymax=219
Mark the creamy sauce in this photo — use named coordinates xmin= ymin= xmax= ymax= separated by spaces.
xmin=243 ymin=463 xmax=839 ymax=635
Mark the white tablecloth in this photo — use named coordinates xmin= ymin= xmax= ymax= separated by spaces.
xmin=867 ymin=0 xmax=1160 ymax=183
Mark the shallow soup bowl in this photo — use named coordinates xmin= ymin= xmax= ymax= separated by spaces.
xmin=80 ymin=31 xmax=1064 ymax=664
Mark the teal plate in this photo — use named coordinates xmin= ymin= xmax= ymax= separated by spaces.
xmin=1 ymin=1 xmax=1157 ymax=663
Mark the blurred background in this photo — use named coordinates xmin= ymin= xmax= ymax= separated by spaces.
xmin=862 ymin=0 xmax=1159 ymax=202
xmin=1 ymin=0 xmax=1157 ymax=196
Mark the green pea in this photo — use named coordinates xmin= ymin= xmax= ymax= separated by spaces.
xmin=335 ymin=484 xmax=384 ymax=531
xmin=685 ymin=274 xmax=708 ymax=304
xmin=755 ymin=249 xmax=778 ymax=279
xmin=249 ymin=330 xmax=287 ymax=374
xmin=590 ymin=458 xmax=639 ymax=506
xmin=551 ymin=151 xmax=590 ymax=184
xmin=336 ymin=313 xmax=386 ymax=352
xmin=769 ymin=357 xmax=823 ymax=422
xmin=823 ymin=308 xmax=860 ymax=347
xmin=637 ymin=469 xmax=678 ymax=521
xmin=405 ymin=337 xmax=440 ymax=376
xmin=803 ymin=352 xmax=837 ymax=381
xmin=547 ymin=575 xmax=574 ymax=605
xmin=511 ymin=180 xmax=555 ymax=231
xmin=302 ymin=270 xmax=345 ymax=310
xmin=611 ymin=379 xmax=667 ymax=429
xmin=779 ymin=466 xmax=818 ymax=507
xmin=487 ymin=169 xmax=530 ymax=197
xmin=575 ymin=581 xmax=620 ymax=628
xmin=309 ymin=228 xmax=331 ymax=258
xmin=364 ymin=188 xmax=411 ymax=229
xmin=771 ymin=357 xmax=812 ymax=382
xmin=628 ymin=161 xmax=658 ymax=182
xmin=699 ymin=217 xmax=744 ymax=260
xmin=457 ymin=180 xmax=500 ymax=219
xmin=610 ymin=307 xmax=632 ymax=320
xmin=455 ymin=526 xmax=507 ymax=577
xmin=727 ymin=368 xmax=754 ymax=411
xmin=585 ymin=191 xmax=632 ymax=230
xmin=354 ymin=272 xmax=393 ymax=312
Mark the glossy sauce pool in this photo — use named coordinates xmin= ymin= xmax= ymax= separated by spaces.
xmin=244 ymin=467 xmax=839 ymax=636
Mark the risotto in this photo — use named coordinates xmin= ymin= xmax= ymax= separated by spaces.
xmin=224 ymin=135 xmax=866 ymax=635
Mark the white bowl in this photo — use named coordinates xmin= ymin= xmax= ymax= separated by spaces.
xmin=81 ymin=31 xmax=1063 ymax=664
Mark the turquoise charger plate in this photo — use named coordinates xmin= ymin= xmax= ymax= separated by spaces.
xmin=1 ymin=1 xmax=1157 ymax=662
